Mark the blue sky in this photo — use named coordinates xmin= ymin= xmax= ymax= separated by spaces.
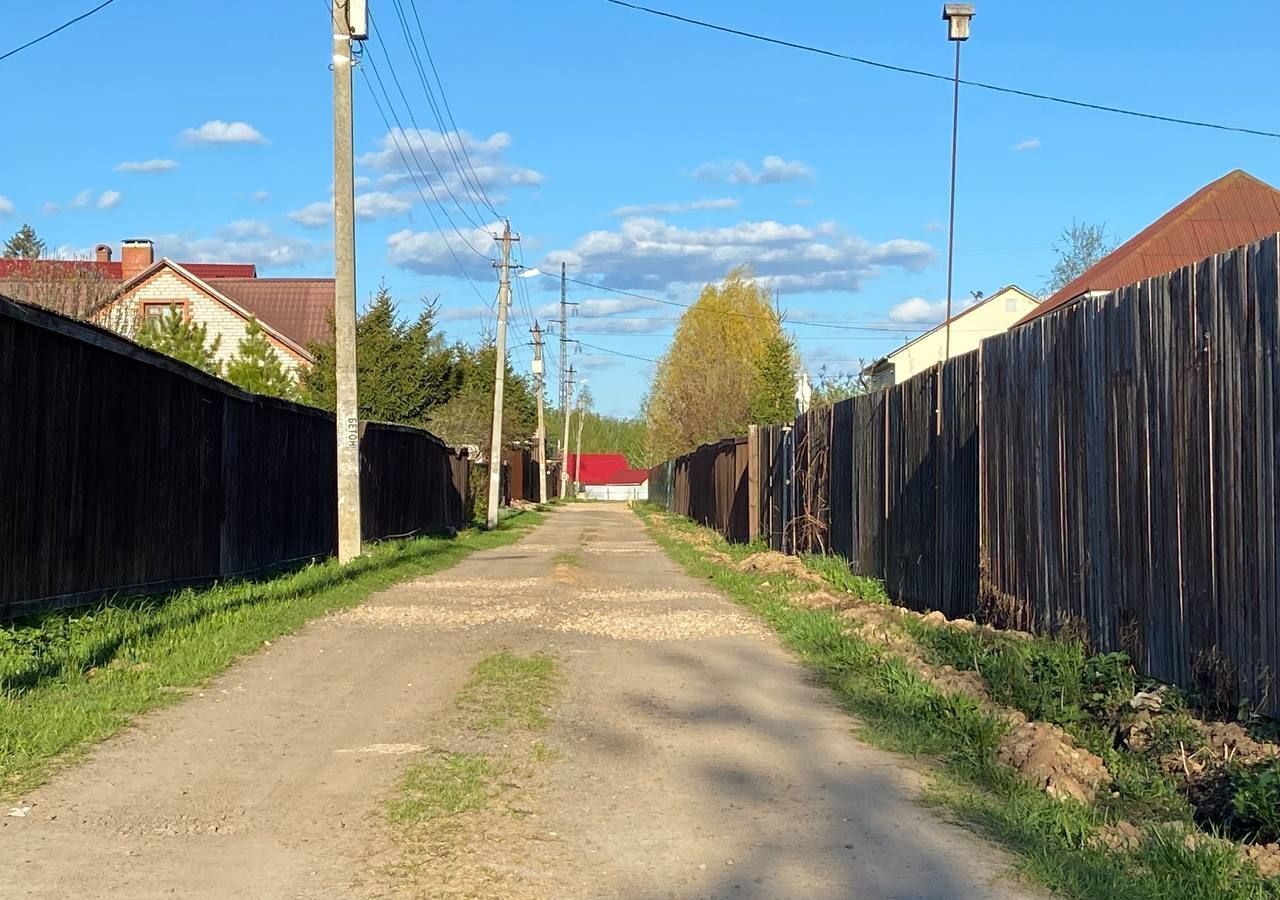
xmin=5 ymin=0 xmax=1280 ymax=417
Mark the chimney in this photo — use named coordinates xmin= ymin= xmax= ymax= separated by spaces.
xmin=94 ymin=244 xmax=113 ymax=263
xmin=121 ymin=239 xmax=154 ymax=281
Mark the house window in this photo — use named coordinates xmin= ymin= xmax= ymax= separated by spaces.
xmin=1006 ymin=297 xmax=1020 ymax=312
xmin=141 ymin=301 xmax=186 ymax=328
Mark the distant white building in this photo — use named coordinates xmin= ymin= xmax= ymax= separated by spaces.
xmin=864 ymin=285 xmax=1039 ymax=390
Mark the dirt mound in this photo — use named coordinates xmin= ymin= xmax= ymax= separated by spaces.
xmin=1244 ymin=843 xmax=1280 ymax=879
xmin=1202 ymin=722 xmax=1280 ymax=765
xmin=997 ymin=717 xmax=1110 ymax=803
xmin=735 ymin=552 xmax=821 ymax=583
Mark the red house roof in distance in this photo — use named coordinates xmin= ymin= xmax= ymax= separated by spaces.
xmin=1017 ymin=169 xmax=1280 ymax=326
xmin=0 ymin=258 xmax=257 ymax=281
xmin=565 ymin=453 xmax=635 ymax=486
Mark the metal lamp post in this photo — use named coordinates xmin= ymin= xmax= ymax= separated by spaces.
xmin=941 ymin=3 xmax=973 ymax=363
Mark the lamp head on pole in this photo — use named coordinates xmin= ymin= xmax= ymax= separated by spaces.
xmin=942 ymin=3 xmax=974 ymax=41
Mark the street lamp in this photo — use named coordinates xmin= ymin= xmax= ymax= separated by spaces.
xmin=942 ymin=3 xmax=973 ymax=364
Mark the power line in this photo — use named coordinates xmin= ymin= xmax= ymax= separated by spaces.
xmin=606 ymin=0 xmax=1280 ymax=140
xmin=359 ymin=60 xmax=495 ymax=309
xmin=404 ymin=0 xmax=502 ymax=218
xmin=574 ymin=339 xmax=658 ymax=363
xmin=381 ymin=2 xmax=493 ymax=228
xmin=526 ymin=269 xmax=953 ymax=334
xmin=365 ymin=21 xmax=492 ymax=247
xmin=0 ymin=0 xmax=118 ymax=64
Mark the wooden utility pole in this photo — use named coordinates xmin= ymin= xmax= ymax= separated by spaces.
xmin=485 ymin=221 xmax=517 ymax=529
xmin=531 ymin=322 xmax=548 ymax=504
xmin=332 ymin=0 xmax=366 ymax=563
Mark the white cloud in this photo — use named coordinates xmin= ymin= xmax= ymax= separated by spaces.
xmin=439 ymin=304 xmax=493 ymax=322
xmin=542 ymin=216 xmax=934 ymax=295
xmin=924 ymin=220 xmax=944 ymax=233
xmin=387 ymin=220 xmax=502 ymax=277
xmin=181 ymin=120 xmax=269 ymax=145
xmin=534 ymin=297 xmax=661 ymax=318
xmin=0 ymin=196 xmax=13 ymax=216
xmin=250 ymin=190 xmax=270 ymax=203
xmin=288 ymin=191 xmax=414 ymax=228
xmin=610 ymin=198 xmax=739 ymax=216
xmin=359 ymin=128 xmax=542 ymax=195
xmin=693 ymin=155 xmax=814 ymax=185
xmin=1012 ymin=137 xmax=1041 ymax=152
xmin=115 ymin=158 xmax=179 ymax=173
xmin=354 ymin=175 xmax=373 ymax=189
xmin=154 ymin=222 xmax=326 ymax=270
xmin=793 ymin=197 xmax=815 ymax=208
xmin=222 ymin=218 xmax=271 ymax=239
xmin=887 ymin=294 xmax=982 ymax=324
xmin=44 ymin=189 xmax=119 ymax=214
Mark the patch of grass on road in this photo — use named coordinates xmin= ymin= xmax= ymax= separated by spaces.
xmin=388 ymin=751 xmax=497 ymax=825
xmin=0 ymin=512 xmax=544 ymax=797
xmin=457 ymin=651 xmax=559 ymax=732
xmin=636 ymin=506 xmax=1280 ymax=900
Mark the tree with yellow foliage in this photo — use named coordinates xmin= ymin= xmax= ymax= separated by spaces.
xmin=645 ymin=267 xmax=796 ymax=460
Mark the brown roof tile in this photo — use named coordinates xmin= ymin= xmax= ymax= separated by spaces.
xmin=1017 ymin=169 xmax=1280 ymax=326
xmin=213 ymin=278 xmax=334 ymax=350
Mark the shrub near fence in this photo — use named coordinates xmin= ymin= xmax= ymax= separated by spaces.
xmin=0 ymin=295 xmax=470 ymax=619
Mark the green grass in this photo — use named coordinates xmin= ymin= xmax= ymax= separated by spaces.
xmin=802 ymin=552 xmax=890 ymax=602
xmin=387 ymin=751 xmax=496 ymax=825
xmin=456 ymin=651 xmax=559 ymax=732
xmin=0 ymin=512 xmax=544 ymax=796
xmin=637 ymin=507 xmax=1280 ymax=900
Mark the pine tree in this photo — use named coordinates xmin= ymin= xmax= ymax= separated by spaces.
xmin=750 ymin=333 xmax=798 ymax=424
xmin=3 ymin=224 xmax=46 ymax=259
xmin=225 ymin=317 xmax=298 ymax=400
xmin=301 ymin=282 xmax=459 ymax=423
xmin=135 ymin=307 xmax=222 ymax=375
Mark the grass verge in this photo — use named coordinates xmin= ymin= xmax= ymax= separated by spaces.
xmin=636 ymin=505 xmax=1280 ymax=900
xmin=0 ymin=511 xmax=544 ymax=796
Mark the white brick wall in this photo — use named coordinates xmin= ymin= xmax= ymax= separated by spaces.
xmin=100 ymin=267 xmax=308 ymax=375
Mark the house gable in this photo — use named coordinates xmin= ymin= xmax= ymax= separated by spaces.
xmin=98 ymin=260 xmax=313 ymax=372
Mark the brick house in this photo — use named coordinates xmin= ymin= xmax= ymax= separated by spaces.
xmin=2 ymin=238 xmax=335 ymax=373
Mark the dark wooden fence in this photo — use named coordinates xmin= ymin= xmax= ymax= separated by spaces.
xmin=1 ymin=295 xmax=470 ymax=619
xmin=981 ymin=236 xmax=1280 ymax=714
xmin=648 ymin=437 xmax=749 ymax=542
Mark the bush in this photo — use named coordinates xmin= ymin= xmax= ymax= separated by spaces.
xmin=1231 ymin=760 xmax=1280 ymax=842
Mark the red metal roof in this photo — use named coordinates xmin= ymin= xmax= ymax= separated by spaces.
xmin=212 ymin=278 xmax=334 ymax=350
xmin=0 ymin=259 xmax=256 ymax=280
xmin=1018 ymin=170 xmax=1280 ymax=326
xmin=565 ymin=453 xmax=636 ymax=486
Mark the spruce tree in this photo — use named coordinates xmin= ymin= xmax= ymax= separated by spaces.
xmin=135 ymin=307 xmax=222 ymax=375
xmin=225 ymin=317 xmax=298 ymax=400
xmin=3 ymin=224 xmax=46 ymax=259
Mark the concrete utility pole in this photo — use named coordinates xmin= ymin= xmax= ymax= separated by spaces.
xmin=531 ymin=322 xmax=548 ymax=504
xmin=486 ymin=221 xmax=516 ymax=530
xmin=560 ymin=363 xmax=575 ymax=498
xmin=333 ymin=0 xmax=367 ymax=564
xmin=558 ymin=262 xmax=572 ymax=498
xmin=574 ymin=387 xmax=586 ymax=497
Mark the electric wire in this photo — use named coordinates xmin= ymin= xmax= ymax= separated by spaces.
xmin=404 ymin=0 xmax=503 ymax=218
xmin=0 ymin=0 xmax=118 ymax=64
xmin=365 ymin=24 xmax=493 ymax=250
xmin=380 ymin=2 xmax=493 ymax=229
xmin=606 ymin=0 xmax=1280 ymax=140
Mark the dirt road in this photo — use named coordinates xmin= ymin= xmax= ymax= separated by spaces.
xmin=2 ymin=505 xmax=1047 ymax=899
